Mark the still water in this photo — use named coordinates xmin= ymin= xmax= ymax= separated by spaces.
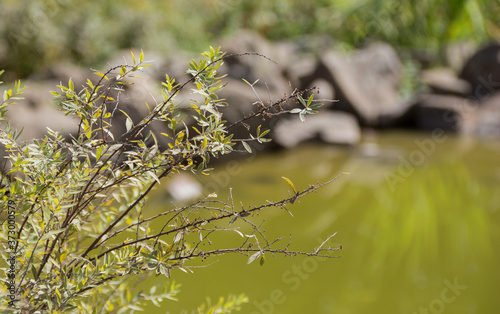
xmin=146 ymin=130 xmax=500 ymax=313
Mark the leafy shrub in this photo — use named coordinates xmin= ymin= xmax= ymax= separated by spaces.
xmin=0 ymin=47 xmax=343 ymax=312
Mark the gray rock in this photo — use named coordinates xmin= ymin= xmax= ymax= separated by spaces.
xmin=108 ymin=73 xmax=173 ymax=149
xmin=219 ymin=30 xmax=289 ymax=96
xmin=3 ymin=82 xmax=79 ymax=141
xmin=218 ymin=78 xmax=276 ymax=140
xmin=420 ymin=68 xmax=471 ymax=96
xmin=409 ymin=94 xmax=478 ymax=133
xmin=305 ymin=43 xmax=403 ymax=126
xmin=273 ymin=111 xmax=361 ymax=148
xmin=459 ymin=43 xmax=500 ymax=99
xmin=35 ymin=63 xmax=92 ymax=91
xmin=475 ymin=92 xmax=500 ymax=137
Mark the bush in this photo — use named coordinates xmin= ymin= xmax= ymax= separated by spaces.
xmin=0 ymin=47 xmax=344 ymax=312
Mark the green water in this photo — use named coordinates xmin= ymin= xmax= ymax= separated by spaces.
xmin=146 ymin=130 xmax=500 ymax=313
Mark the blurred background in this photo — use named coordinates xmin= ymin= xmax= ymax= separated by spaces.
xmin=1 ymin=0 xmax=500 ymax=313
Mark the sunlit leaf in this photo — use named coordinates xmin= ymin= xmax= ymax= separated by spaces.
xmin=242 ymin=141 xmax=252 ymax=153
xmin=247 ymin=251 xmax=262 ymax=264
xmin=281 ymin=176 xmax=297 ymax=194
xmin=173 ymin=232 xmax=183 ymax=244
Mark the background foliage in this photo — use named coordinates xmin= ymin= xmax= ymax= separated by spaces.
xmin=1 ymin=0 xmax=499 ymax=78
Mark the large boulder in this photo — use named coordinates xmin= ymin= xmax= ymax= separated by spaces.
xmin=300 ymin=43 xmax=403 ymax=126
xmin=459 ymin=43 xmax=500 ymax=100
xmin=397 ymin=94 xmax=477 ymax=133
xmin=272 ymin=111 xmax=361 ymax=148
xmin=219 ymin=30 xmax=289 ymax=97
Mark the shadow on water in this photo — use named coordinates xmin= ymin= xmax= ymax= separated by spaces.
xmin=144 ymin=131 xmax=500 ymax=313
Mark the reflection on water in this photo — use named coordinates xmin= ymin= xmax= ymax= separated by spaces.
xmin=146 ymin=131 xmax=500 ymax=313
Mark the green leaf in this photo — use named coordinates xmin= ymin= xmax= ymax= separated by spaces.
xmin=94 ymin=72 xmax=109 ymax=81
xmin=242 ymin=141 xmax=252 ymax=153
xmin=281 ymin=176 xmax=297 ymax=194
xmin=247 ymin=251 xmax=262 ymax=264
xmin=125 ymin=117 xmax=133 ymax=132
xmin=290 ymin=108 xmax=302 ymax=114
xmin=309 ymin=103 xmax=324 ymax=110
xmin=297 ymin=95 xmax=306 ymax=107
xmin=299 ymin=112 xmax=305 ymax=122
xmin=31 ymin=265 xmax=37 ymax=279
xmin=242 ymin=78 xmax=259 ymax=87
xmin=260 ymin=129 xmax=270 ymax=137
xmin=260 ymin=255 xmax=265 ymax=266
xmin=228 ymin=216 xmax=238 ymax=225
xmin=131 ymin=51 xmax=136 ymax=65
xmin=3 ymin=89 xmax=11 ymax=101
xmin=147 ymin=170 xmax=161 ymax=184
xmin=173 ymin=231 xmax=183 ymax=243
xmin=307 ymin=94 xmax=314 ymax=106
xmin=40 ymin=229 xmax=65 ymax=241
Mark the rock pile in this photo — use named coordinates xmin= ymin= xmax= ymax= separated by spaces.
xmin=3 ymin=32 xmax=500 ymax=154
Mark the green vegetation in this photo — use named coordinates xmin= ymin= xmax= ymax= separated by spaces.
xmin=0 ymin=48 xmax=343 ymax=312
xmin=1 ymin=0 xmax=498 ymax=78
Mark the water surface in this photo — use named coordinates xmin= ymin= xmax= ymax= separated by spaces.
xmin=146 ymin=130 xmax=500 ymax=313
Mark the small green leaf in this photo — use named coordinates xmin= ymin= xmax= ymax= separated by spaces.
xmin=94 ymin=72 xmax=109 ymax=81
xmin=309 ymin=103 xmax=324 ymax=110
xmin=260 ymin=255 xmax=265 ymax=266
xmin=281 ymin=176 xmax=297 ymax=194
xmin=247 ymin=251 xmax=262 ymax=264
xmin=260 ymin=129 xmax=270 ymax=137
xmin=299 ymin=113 xmax=305 ymax=122
xmin=131 ymin=51 xmax=136 ymax=65
xmin=290 ymin=108 xmax=302 ymax=114
xmin=125 ymin=117 xmax=133 ymax=132
xmin=307 ymin=94 xmax=314 ymax=106
xmin=242 ymin=141 xmax=252 ymax=153
xmin=297 ymin=95 xmax=306 ymax=107
xmin=173 ymin=231 xmax=183 ymax=243
xmin=31 ymin=265 xmax=37 ymax=279
xmin=40 ymin=229 xmax=65 ymax=241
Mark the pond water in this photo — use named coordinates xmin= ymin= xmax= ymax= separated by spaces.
xmin=145 ymin=130 xmax=500 ymax=313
